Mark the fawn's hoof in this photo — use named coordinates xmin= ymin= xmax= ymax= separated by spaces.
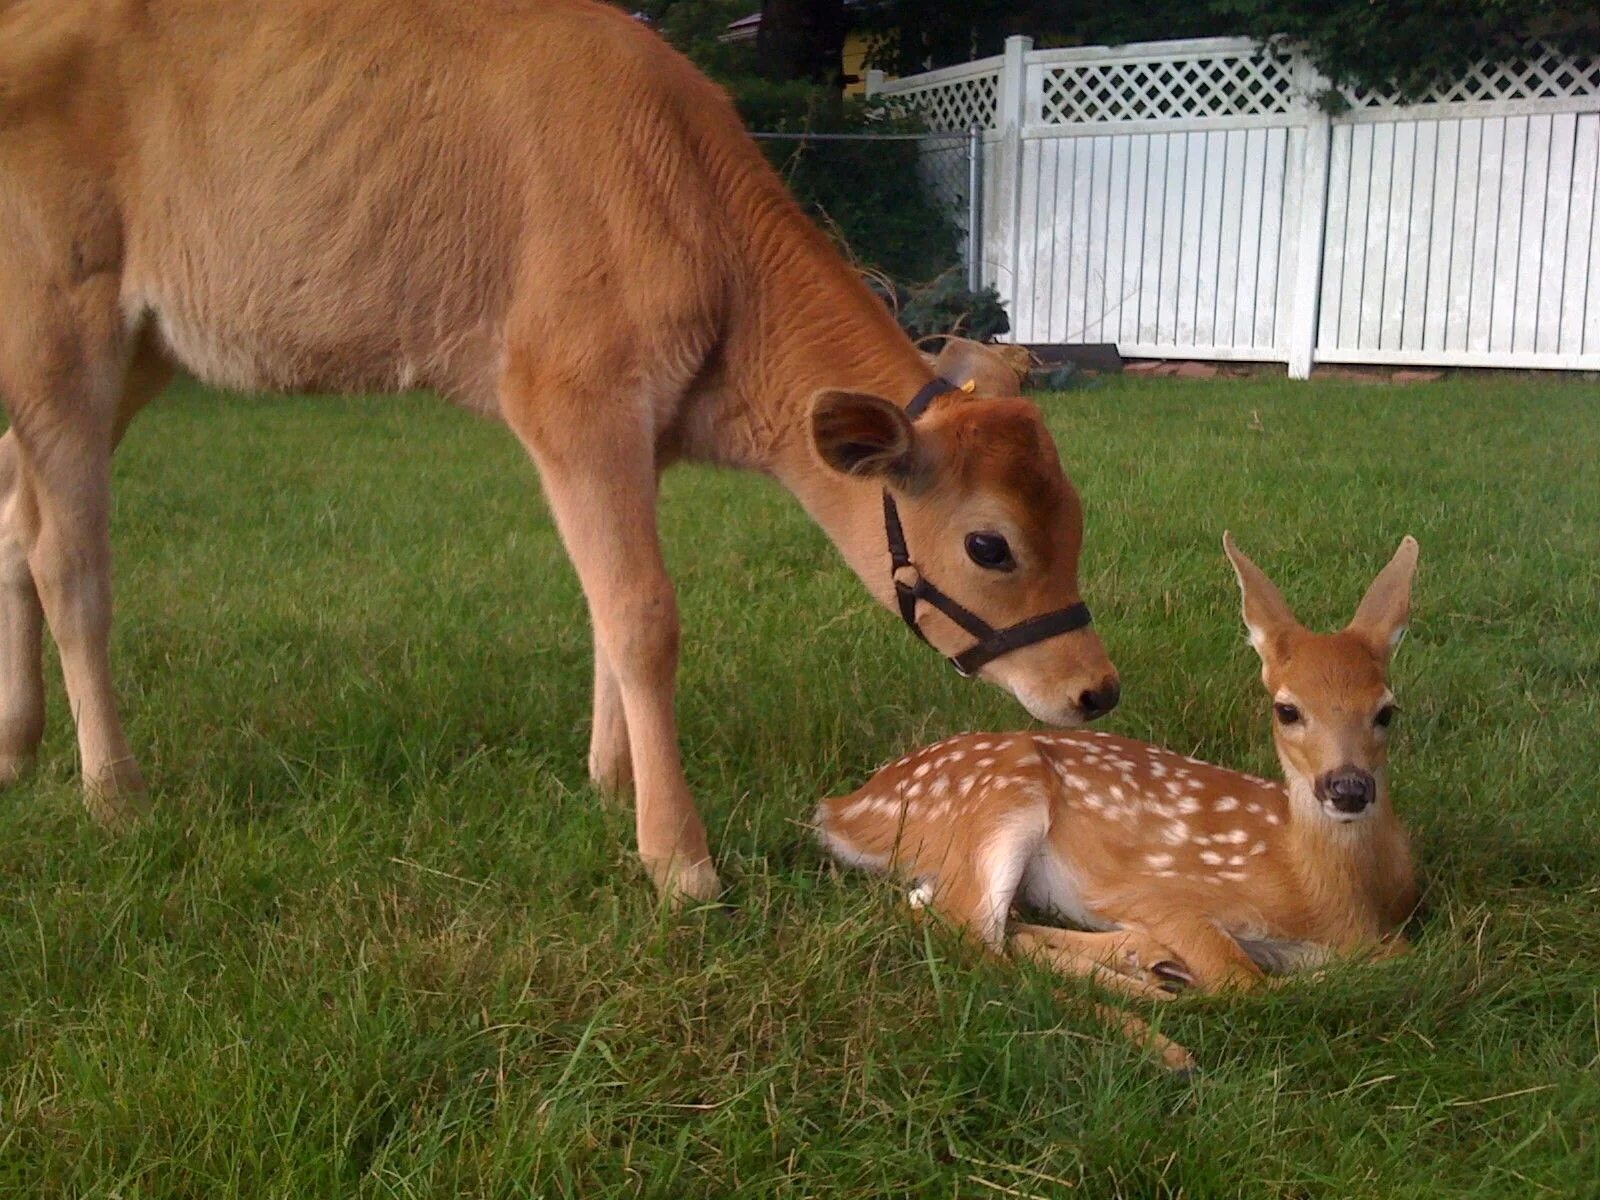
xmin=1151 ymin=960 xmax=1197 ymax=990
xmin=643 ymin=854 xmax=723 ymax=907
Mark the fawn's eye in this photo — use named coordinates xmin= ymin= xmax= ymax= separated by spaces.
xmin=965 ymin=532 xmax=1015 ymax=571
xmin=1273 ymin=702 xmax=1302 ymax=725
xmin=1374 ymin=704 xmax=1397 ymax=729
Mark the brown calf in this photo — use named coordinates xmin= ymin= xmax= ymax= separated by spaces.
xmin=0 ymin=0 xmax=1117 ymax=901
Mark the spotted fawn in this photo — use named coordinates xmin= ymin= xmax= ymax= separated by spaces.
xmin=815 ymin=534 xmax=1421 ymax=997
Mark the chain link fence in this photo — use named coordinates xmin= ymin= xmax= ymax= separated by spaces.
xmin=750 ymin=130 xmax=982 ymax=292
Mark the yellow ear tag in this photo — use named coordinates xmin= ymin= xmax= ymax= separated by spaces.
xmin=959 ymin=379 xmax=977 ymax=393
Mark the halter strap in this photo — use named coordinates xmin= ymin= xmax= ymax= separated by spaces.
xmin=883 ymin=378 xmax=1094 ymax=677
xmin=904 ymin=376 xmax=947 ymax=420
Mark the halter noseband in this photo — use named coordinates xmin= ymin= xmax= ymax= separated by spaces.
xmin=883 ymin=378 xmax=1094 ymax=678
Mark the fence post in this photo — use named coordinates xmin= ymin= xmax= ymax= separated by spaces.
xmin=865 ymin=68 xmax=885 ymax=97
xmin=966 ymin=124 xmax=983 ymax=291
xmin=1285 ymin=55 xmax=1333 ymax=379
xmin=996 ymin=35 xmax=1033 ymax=331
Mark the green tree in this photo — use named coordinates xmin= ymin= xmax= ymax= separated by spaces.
xmin=857 ymin=0 xmax=1599 ymax=102
xmin=1218 ymin=0 xmax=1600 ymax=101
xmin=756 ymin=0 xmax=847 ymax=88
xmin=859 ymin=0 xmax=1228 ymax=75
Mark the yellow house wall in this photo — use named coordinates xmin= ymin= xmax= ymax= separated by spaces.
xmin=843 ymin=30 xmax=872 ymax=96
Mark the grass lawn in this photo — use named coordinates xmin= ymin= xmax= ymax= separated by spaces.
xmin=1 ymin=372 xmax=1597 ymax=1197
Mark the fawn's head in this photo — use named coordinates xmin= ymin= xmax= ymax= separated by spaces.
xmin=810 ymin=388 xmax=1117 ymax=726
xmin=1224 ymin=533 xmax=1420 ymax=823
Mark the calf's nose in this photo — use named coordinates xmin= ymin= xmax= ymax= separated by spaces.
xmin=1077 ymin=677 xmax=1121 ymax=721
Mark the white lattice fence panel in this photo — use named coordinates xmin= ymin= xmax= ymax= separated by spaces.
xmin=1344 ymin=45 xmax=1600 ymax=110
xmin=1318 ymin=111 xmax=1600 ymax=366
xmin=1038 ymin=48 xmax=1293 ymax=125
xmin=878 ymin=34 xmax=1600 ymax=370
xmin=1012 ymin=128 xmax=1295 ymax=355
xmin=882 ymin=72 xmax=1000 ymax=131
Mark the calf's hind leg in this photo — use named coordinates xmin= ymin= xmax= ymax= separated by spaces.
xmin=0 ymin=433 xmax=45 ymax=786
xmin=0 ymin=293 xmax=167 ymax=823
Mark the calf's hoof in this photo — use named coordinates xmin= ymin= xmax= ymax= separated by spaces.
xmin=587 ymin=754 xmax=634 ymax=810
xmin=0 ymin=751 xmax=35 ymax=789
xmin=84 ymin=759 xmax=149 ymax=831
xmin=643 ymin=854 xmax=723 ymax=908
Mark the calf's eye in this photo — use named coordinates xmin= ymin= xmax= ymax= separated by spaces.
xmin=1374 ymin=704 xmax=1397 ymax=729
xmin=965 ymin=532 xmax=1015 ymax=571
xmin=1273 ymin=702 xmax=1301 ymax=725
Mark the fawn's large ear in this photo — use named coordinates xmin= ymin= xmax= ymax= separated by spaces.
xmin=1348 ymin=536 xmax=1419 ymax=659
xmin=810 ymin=390 xmax=931 ymax=491
xmin=931 ymin=337 xmax=1024 ymax=398
xmin=1223 ymin=531 xmax=1301 ymax=661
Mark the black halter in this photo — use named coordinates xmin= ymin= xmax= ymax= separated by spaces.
xmin=883 ymin=378 xmax=1094 ymax=678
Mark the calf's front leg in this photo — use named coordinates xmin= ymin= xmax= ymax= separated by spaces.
xmin=504 ymin=384 xmax=718 ymax=905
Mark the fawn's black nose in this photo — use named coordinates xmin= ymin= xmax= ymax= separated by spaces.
xmin=1078 ymin=678 xmax=1121 ymax=721
xmin=1316 ymin=766 xmax=1375 ymax=814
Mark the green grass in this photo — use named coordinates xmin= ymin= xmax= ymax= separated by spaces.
xmin=2 ymin=373 xmax=1598 ymax=1197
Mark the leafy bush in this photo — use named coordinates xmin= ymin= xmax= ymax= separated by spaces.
xmin=874 ymin=270 xmax=1011 ymax=342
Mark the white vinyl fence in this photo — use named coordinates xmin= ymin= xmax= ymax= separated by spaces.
xmin=869 ymin=37 xmax=1600 ymax=376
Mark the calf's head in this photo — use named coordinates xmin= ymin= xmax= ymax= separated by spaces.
xmin=810 ymin=388 xmax=1117 ymax=725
